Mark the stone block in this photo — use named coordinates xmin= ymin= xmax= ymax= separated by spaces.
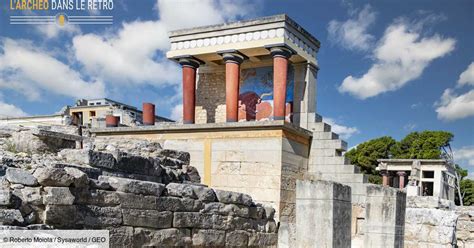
xmin=6 ymin=168 xmax=38 ymax=186
xmin=117 ymin=192 xmax=158 ymax=210
xmin=214 ymin=189 xmax=253 ymax=206
xmin=248 ymin=232 xmax=278 ymax=247
xmin=192 ymin=229 xmax=225 ymax=247
xmin=80 ymin=190 xmax=120 ymax=207
xmin=201 ymin=202 xmax=250 ymax=218
xmin=226 ymin=230 xmax=250 ymax=247
xmin=156 ymin=196 xmax=204 ymax=212
xmin=122 ymin=209 xmax=172 ymax=228
xmin=43 ymin=187 xmax=75 ymax=205
xmin=33 ymin=167 xmax=74 ymax=186
xmin=0 ymin=209 xmax=24 ymax=225
xmin=116 ymin=152 xmax=156 ymax=175
xmin=43 ymin=205 xmax=77 ymax=228
xmin=99 ymin=176 xmax=165 ymax=196
xmin=296 ymin=180 xmax=351 ymax=248
xmin=64 ymin=167 xmax=89 ymax=187
xmin=0 ymin=189 xmax=11 ymax=206
xmin=89 ymin=179 xmax=112 ymax=190
xmin=157 ymin=149 xmax=190 ymax=165
xmin=58 ymin=149 xmax=91 ymax=165
xmin=173 ymin=212 xmax=212 ymax=229
xmin=108 ymin=226 xmax=134 ymax=248
xmin=20 ymin=187 xmax=42 ymax=205
xmin=364 ymin=185 xmax=406 ymax=248
xmin=89 ymin=151 xmax=117 ymax=170
xmin=78 ymin=205 xmax=122 ymax=227
xmin=134 ymin=228 xmax=191 ymax=247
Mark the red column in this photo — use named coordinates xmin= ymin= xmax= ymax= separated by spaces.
xmin=269 ymin=47 xmax=293 ymax=121
xmin=142 ymin=103 xmax=155 ymax=126
xmin=179 ymin=58 xmax=200 ymax=124
xmin=105 ymin=115 xmax=119 ymax=127
xmin=397 ymin=171 xmax=406 ymax=189
xmin=221 ymin=52 xmax=245 ymax=122
xmin=381 ymin=170 xmax=389 ymax=187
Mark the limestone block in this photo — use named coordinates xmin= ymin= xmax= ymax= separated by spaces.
xmin=248 ymin=232 xmax=278 ymax=247
xmin=0 ymin=189 xmax=11 ymax=206
xmin=99 ymin=176 xmax=165 ymax=196
xmin=43 ymin=205 xmax=77 ymax=228
xmin=364 ymin=185 xmax=406 ymax=248
xmin=20 ymin=187 xmax=42 ymax=205
xmin=58 ymin=149 xmax=91 ymax=165
xmin=0 ymin=209 xmax=24 ymax=225
xmin=6 ymin=168 xmax=38 ymax=186
xmin=166 ymin=182 xmax=216 ymax=201
xmin=33 ymin=167 xmax=74 ymax=186
xmin=89 ymin=151 xmax=117 ymax=170
xmin=43 ymin=187 xmax=75 ymax=205
xmin=89 ymin=179 xmax=112 ymax=190
xmin=157 ymin=149 xmax=190 ymax=165
xmin=226 ymin=230 xmax=249 ymax=247
xmin=108 ymin=226 xmax=134 ymax=248
xmin=201 ymin=202 xmax=250 ymax=218
xmin=214 ymin=189 xmax=253 ymax=206
xmin=117 ymin=192 xmax=158 ymax=210
xmin=122 ymin=209 xmax=172 ymax=228
xmin=79 ymin=189 xmax=120 ymax=207
xmin=295 ymin=180 xmax=351 ymax=248
xmin=173 ymin=212 xmax=212 ymax=229
xmin=156 ymin=197 xmax=204 ymax=212
xmin=134 ymin=228 xmax=192 ymax=247
xmin=78 ymin=205 xmax=122 ymax=227
xmin=64 ymin=167 xmax=89 ymax=187
xmin=192 ymin=229 xmax=225 ymax=247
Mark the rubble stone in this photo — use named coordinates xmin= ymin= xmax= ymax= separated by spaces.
xmin=6 ymin=168 xmax=37 ymax=186
xmin=214 ymin=189 xmax=253 ymax=206
xmin=99 ymin=176 xmax=165 ymax=196
xmin=43 ymin=187 xmax=75 ymax=205
xmin=33 ymin=167 xmax=74 ymax=186
xmin=192 ymin=229 xmax=226 ymax=246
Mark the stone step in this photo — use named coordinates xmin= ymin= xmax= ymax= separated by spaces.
xmin=308 ymin=156 xmax=349 ymax=166
xmin=310 ymin=148 xmax=343 ymax=157
xmin=316 ymin=173 xmax=368 ymax=184
xmin=308 ymin=163 xmax=359 ymax=174
xmin=311 ymin=139 xmax=347 ymax=151
xmin=307 ymin=122 xmax=331 ymax=132
xmin=311 ymin=131 xmax=339 ymax=140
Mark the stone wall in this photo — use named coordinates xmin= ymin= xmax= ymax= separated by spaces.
xmin=0 ymin=128 xmax=278 ymax=247
xmin=404 ymin=196 xmax=474 ymax=248
xmin=196 ymin=70 xmax=226 ymax=124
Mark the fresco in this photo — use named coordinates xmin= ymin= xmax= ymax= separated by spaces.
xmin=239 ymin=66 xmax=294 ymax=122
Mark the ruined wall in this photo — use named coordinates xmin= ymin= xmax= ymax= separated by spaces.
xmin=0 ymin=128 xmax=278 ymax=247
xmin=404 ymin=196 xmax=468 ymax=248
xmin=196 ymin=71 xmax=226 ymax=124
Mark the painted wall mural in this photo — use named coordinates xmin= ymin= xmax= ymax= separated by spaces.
xmin=239 ymin=66 xmax=294 ymax=122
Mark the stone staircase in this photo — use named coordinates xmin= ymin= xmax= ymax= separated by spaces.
xmin=305 ymin=114 xmax=370 ymax=204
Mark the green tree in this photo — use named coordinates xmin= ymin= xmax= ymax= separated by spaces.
xmin=345 ymin=136 xmax=397 ymax=183
xmin=347 ymin=130 xmax=454 ymax=185
xmin=391 ymin=131 xmax=453 ymax=159
xmin=460 ymin=179 xmax=474 ymax=206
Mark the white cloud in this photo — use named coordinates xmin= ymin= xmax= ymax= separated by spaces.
xmin=170 ymin=104 xmax=183 ymax=122
xmin=35 ymin=24 xmax=80 ymax=39
xmin=324 ymin=117 xmax=359 ymax=140
xmin=454 ymin=146 xmax=474 ymax=167
xmin=72 ymin=0 xmax=256 ymax=87
xmin=327 ymin=4 xmax=376 ymax=51
xmin=435 ymin=88 xmax=474 ymax=121
xmin=0 ymin=38 xmax=105 ymax=100
xmin=0 ymin=101 xmax=27 ymax=118
xmin=403 ymin=123 xmax=417 ymax=131
xmin=458 ymin=62 xmax=474 ymax=87
xmin=338 ymin=19 xmax=456 ymax=99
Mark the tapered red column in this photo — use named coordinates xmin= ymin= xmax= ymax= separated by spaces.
xmin=381 ymin=170 xmax=389 ymax=187
xmin=269 ymin=47 xmax=294 ymax=121
xmin=179 ymin=58 xmax=201 ymax=124
xmin=397 ymin=171 xmax=406 ymax=189
xmin=221 ymin=51 xmax=246 ymax=122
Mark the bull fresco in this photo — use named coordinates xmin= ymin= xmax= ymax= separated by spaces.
xmin=239 ymin=66 xmax=294 ymax=122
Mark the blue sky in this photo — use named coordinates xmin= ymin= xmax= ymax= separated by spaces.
xmin=0 ymin=0 xmax=473 ymax=172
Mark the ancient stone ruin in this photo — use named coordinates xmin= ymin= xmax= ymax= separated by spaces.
xmin=0 ymin=127 xmax=278 ymax=247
